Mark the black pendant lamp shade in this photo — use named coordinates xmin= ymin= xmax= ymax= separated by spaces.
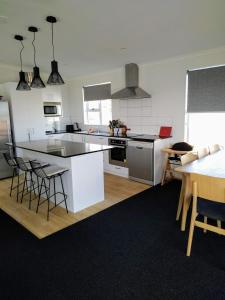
xmin=31 ymin=66 xmax=46 ymax=88
xmin=46 ymin=16 xmax=65 ymax=85
xmin=47 ymin=60 xmax=64 ymax=85
xmin=28 ymin=26 xmax=45 ymax=89
xmin=14 ymin=35 xmax=31 ymax=91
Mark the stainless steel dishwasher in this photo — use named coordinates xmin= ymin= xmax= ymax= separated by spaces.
xmin=127 ymin=140 xmax=154 ymax=185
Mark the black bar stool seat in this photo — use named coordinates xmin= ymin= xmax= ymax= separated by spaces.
xmin=30 ymin=161 xmax=69 ymax=220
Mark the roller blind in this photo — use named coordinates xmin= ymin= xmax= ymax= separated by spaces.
xmin=187 ymin=66 xmax=225 ymax=112
xmin=83 ymin=83 xmax=111 ymax=101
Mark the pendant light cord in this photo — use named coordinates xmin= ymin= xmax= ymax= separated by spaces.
xmin=51 ymin=22 xmax=55 ymax=60
xmin=32 ymin=32 xmax=37 ymax=66
xmin=19 ymin=40 xmax=24 ymax=71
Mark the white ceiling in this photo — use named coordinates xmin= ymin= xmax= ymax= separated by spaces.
xmin=1 ymin=0 xmax=225 ymax=81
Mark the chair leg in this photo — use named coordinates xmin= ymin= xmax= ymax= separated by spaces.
xmin=60 ymin=174 xmax=68 ymax=213
xmin=186 ymin=213 xmax=196 ymax=257
xmin=10 ymin=168 xmax=15 ymax=196
xmin=203 ymin=216 xmax=207 ymax=233
xmin=28 ymin=171 xmax=33 ymax=210
xmin=16 ymin=171 xmax=20 ymax=202
xmin=217 ymin=220 xmax=222 ymax=230
xmin=47 ymin=179 xmax=51 ymax=221
xmin=21 ymin=172 xmax=27 ymax=203
xmin=53 ymin=177 xmax=56 ymax=206
xmin=36 ymin=178 xmax=43 ymax=213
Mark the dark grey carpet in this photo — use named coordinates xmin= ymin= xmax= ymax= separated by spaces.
xmin=0 ymin=181 xmax=225 ymax=300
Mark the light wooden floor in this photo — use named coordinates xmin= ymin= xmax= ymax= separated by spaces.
xmin=0 ymin=173 xmax=149 ymax=239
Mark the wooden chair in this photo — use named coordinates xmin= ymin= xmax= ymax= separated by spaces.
xmin=186 ymin=173 xmax=225 ymax=256
xmin=197 ymin=147 xmax=209 ymax=159
xmin=161 ymin=148 xmax=190 ymax=185
xmin=208 ymin=144 xmax=221 ymax=154
xmin=176 ymin=153 xmax=198 ymax=221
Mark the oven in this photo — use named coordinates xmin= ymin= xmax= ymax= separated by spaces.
xmin=108 ymin=138 xmax=128 ymax=167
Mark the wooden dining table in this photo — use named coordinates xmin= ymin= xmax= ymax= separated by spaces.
xmin=176 ymin=150 xmax=225 ymax=231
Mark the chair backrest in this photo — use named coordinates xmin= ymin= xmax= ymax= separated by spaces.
xmin=30 ymin=160 xmax=47 ymax=179
xmin=208 ymin=144 xmax=221 ymax=154
xmin=180 ymin=153 xmax=198 ymax=166
xmin=190 ymin=173 xmax=225 ymax=204
xmin=15 ymin=157 xmax=30 ymax=171
xmin=197 ymin=147 xmax=210 ymax=159
xmin=3 ymin=152 xmax=16 ymax=167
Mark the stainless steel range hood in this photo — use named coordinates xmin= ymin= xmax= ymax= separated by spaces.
xmin=111 ymin=63 xmax=151 ymax=99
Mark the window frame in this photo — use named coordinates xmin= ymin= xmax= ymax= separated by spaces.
xmin=83 ymin=99 xmax=112 ymax=126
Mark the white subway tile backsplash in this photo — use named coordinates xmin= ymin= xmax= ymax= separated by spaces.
xmin=111 ymin=99 xmax=172 ymax=134
xmin=141 ymin=99 xmax=152 ymax=107
xmin=141 ymin=116 xmax=153 ymax=125
xmin=127 ymin=116 xmax=141 ymax=126
xmin=127 ymin=107 xmax=141 ymax=117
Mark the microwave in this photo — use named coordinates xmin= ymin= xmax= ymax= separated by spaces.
xmin=43 ymin=102 xmax=62 ymax=117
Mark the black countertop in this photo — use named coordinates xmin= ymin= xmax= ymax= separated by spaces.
xmin=15 ymin=140 xmax=113 ymax=158
xmin=45 ymin=131 xmax=171 ymax=142
xmin=46 ymin=130 xmax=144 ymax=139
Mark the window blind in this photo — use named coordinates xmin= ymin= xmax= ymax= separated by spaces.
xmin=83 ymin=83 xmax=111 ymax=101
xmin=187 ymin=66 xmax=225 ymax=112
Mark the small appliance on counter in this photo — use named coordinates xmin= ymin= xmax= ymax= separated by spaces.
xmin=66 ymin=122 xmax=81 ymax=132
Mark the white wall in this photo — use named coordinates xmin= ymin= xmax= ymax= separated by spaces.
xmin=66 ymin=46 xmax=225 ymax=141
xmin=0 ymin=82 xmax=71 ymax=141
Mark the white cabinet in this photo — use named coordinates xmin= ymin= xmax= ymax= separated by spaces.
xmin=104 ymin=164 xmax=129 ymax=178
xmin=71 ymin=134 xmax=83 ymax=143
xmin=83 ymin=135 xmax=108 ymax=145
xmin=46 ymin=133 xmax=128 ymax=177
xmin=3 ymin=83 xmax=46 ymax=142
xmin=61 ymin=133 xmax=72 ymax=141
xmin=47 ymin=134 xmax=65 ymax=140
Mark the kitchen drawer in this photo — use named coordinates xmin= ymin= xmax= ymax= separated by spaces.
xmin=104 ymin=163 xmax=128 ymax=178
xmin=83 ymin=135 xmax=108 ymax=145
xmin=47 ymin=134 xmax=65 ymax=140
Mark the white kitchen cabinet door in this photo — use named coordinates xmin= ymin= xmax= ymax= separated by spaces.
xmin=47 ymin=134 xmax=65 ymax=140
xmin=104 ymin=163 xmax=129 ymax=178
xmin=83 ymin=135 xmax=109 ymax=145
xmin=5 ymin=83 xmax=46 ymax=142
xmin=71 ymin=134 xmax=83 ymax=143
xmin=60 ymin=133 xmax=72 ymax=141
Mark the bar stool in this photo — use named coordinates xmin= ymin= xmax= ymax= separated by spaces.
xmin=14 ymin=157 xmax=39 ymax=209
xmin=3 ymin=152 xmax=20 ymax=201
xmin=30 ymin=160 xmax=69 ymax=221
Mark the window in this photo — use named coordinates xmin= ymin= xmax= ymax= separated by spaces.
xmin=84 ymin=99 xmax=112 ymax=125
xmin=83 ymin=82 xmax=112 ymax=125
xmin=187 ymin=112 xmax=225 ymax=147
xmin=186 ymin=66 xmax=225 ymax=147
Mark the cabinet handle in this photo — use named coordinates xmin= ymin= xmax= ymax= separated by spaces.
xmin=136 ymin=146 xmax=143 ymax=149
xmin=115 ymin=167 xmax=121 ymax=169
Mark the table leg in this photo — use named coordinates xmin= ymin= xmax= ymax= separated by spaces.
xmin=176 ymin=174 xmax=185 ymax=221
xmin=181 ymin=174 xmax=192 ymax=231
xmin=161 ymin=153 xmax=169 ymax=185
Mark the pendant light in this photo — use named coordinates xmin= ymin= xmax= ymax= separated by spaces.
xmin=46 ymin=16 xmax=65 ymax=85
xmin=14 ymin=35 xmax=31 ymax=91
xmin=28 ymin=26 xmax=45 ymax=88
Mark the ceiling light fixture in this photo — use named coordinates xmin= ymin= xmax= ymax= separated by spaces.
xmin=28 ymin=26 xmax=45 ymax=88
xmin=46 ymin=16 xmax=65 ymax=85
xmin=14 ymin=35 xmax=31 ymax=91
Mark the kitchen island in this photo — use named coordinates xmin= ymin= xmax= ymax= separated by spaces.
xmin=15 ymin=139 xmax=113 ymax=213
